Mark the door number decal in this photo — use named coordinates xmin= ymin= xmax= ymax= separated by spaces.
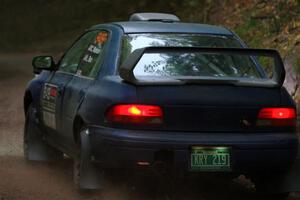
xmin=42 ymin=83 xmax=58 ymax=129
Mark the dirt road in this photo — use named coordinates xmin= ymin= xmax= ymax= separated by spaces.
xmin=0 ymin=54 xmax=299 ymax=200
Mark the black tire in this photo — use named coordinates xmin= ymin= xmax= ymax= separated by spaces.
xmin=24 ymin=103 xmax=63 ymax=161
xmin=252 ymin=175 xmax=290 ymax=200
xmin=73 ymin=128 xmax=104 ymax=190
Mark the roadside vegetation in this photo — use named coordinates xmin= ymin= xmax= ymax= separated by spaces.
xmin=1 ymin=0 xmax=299 ymax=101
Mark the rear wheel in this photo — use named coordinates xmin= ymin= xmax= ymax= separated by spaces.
xmin=252 ymin=174 xmax=290 ymax=200
xmin=24 ymin=103 xmax=63 ymax=161
xmin=73 ymin=128 xmax=104 ymax=190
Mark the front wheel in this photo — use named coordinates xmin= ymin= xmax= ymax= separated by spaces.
xmin=24 ymin=103 xmax=63 ymax=161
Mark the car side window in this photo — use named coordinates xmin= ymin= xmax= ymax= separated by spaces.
xmin=76 ymin=31 xmax=109 ymax=78
xmin=58 ymin=31 xmax=97 ymax=74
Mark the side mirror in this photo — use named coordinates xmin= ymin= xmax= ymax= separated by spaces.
xmin=32 ymin=56 xmax=55 ymax=74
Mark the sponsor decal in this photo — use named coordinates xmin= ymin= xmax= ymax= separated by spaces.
xmin=88 ymin=44 xmax=101 ymax=54
xmin=42 ymin=83 xmax=57 ymax=129
xmin=83 ymin=54 xmax=93 ymax=63
xmin=42 ymin=111 xmax=56 ymax=130
xmin=95 ymin=31 xmax=108 ymax=44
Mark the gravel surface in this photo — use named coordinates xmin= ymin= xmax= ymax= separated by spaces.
xmin=0 ymin=54 xmax=299 ymax=200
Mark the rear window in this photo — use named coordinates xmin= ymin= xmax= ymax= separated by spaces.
xmin=121 ymin=33 xmax=242 ymax=62
xmin=121 ymin=34 xmax=270 ymax=81
xmin=133 ymin=52 xmax=263 ymax=79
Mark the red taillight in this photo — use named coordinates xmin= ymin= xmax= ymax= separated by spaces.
xmin=258 ymin=108 xmax=296 ymax=119
xmin=106 ymin=104 xmax=163 ymax=125
xmin=257 ymin=108 xmax=296 ymax=126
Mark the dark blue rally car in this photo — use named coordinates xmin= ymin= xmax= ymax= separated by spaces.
xmin=24 ymin=13 xmax=298 ymax=194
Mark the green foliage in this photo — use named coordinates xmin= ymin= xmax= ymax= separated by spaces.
xmin=258 ymin=57 xmax=274 ymax=78
xmin=235 ymin=18 xmax=260 ymax=43
xmin=1 ymin=0 xmax=299 ymax=63
xmin=180 ymin=0 xmax=213 ymax=23
xmin=296 ymin=58 xmax=300 ymax=74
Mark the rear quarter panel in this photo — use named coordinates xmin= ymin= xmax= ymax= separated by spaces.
xmin=77 ymin=76 xmax=137 ymax=126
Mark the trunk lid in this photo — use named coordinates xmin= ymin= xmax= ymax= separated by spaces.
xmin=136 ymin=85 xmax=281 ymax=132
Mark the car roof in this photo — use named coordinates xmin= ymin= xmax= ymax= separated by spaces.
xmin=91 ymin=21 xmax=233 ymax=36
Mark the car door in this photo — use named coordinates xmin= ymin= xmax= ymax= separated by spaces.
xmin=59 ymin=30 xmax=110 ymax=150
xmin=41 ymin=32 xmax=96 ymax=147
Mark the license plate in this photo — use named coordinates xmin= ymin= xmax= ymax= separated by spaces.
xmin=190 ymin=146 xmax=231 ymax=171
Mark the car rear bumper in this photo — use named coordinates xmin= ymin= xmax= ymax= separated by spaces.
xmin=88 ymin=126 xmax=298 ymax=173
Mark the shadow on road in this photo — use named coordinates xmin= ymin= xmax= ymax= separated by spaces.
xmin=0 ymin=155 xmax=285 ymax=200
